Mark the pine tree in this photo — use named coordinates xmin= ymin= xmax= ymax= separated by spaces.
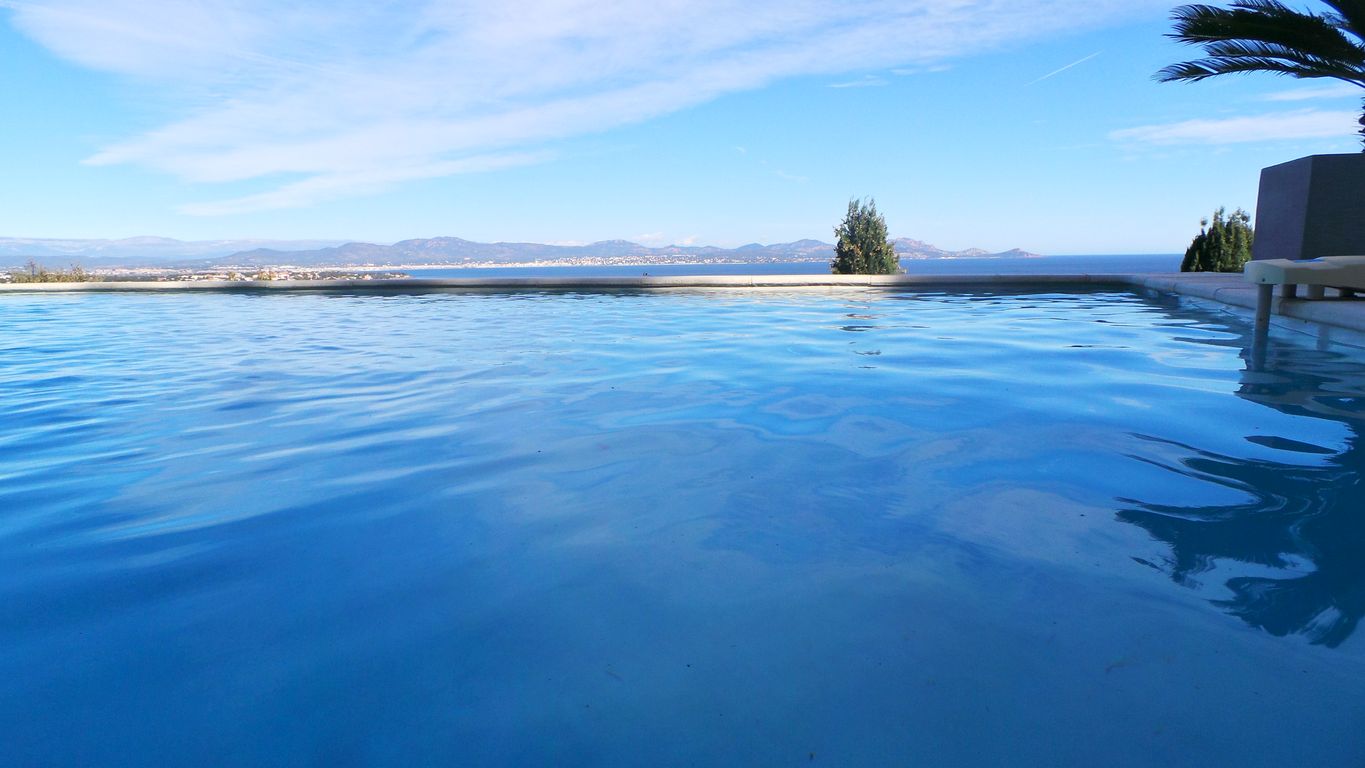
xmin=1222 ymin=209 xmax=1253 ymax=271
xmin=1204 ymin=209 xmax=1229 ymax=272
xmin=1181 ymin=207 xmax=1254 ymax=273
xmin=1181 ymin=219 xmax=1208 ymax=272
xmin=831 ymin=198 xmax=899 ymax=275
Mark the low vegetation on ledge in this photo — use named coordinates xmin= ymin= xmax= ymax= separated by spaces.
xmin=4 ymin=262 xmax=101 ymax=283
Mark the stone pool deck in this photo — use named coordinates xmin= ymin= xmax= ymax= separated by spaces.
xmin=4 ymin=271 xmax=1364 ymax=336
xmin=1125 ymin=272 xmax=1365 ymax=339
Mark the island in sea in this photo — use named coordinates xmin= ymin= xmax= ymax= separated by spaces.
xmin=0 ymin=235 xmax=1039 ymax=281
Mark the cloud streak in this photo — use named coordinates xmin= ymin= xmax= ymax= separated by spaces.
xmin=1261 ymin=83 xmax=1362 ymax=102
xmin=6 ymin=0 xmax=1163 ymax=213
xmin=828 ymin=75 xmax=888 ymax=89
xmin=1110 ymin=109 xmax=1358 ymax=145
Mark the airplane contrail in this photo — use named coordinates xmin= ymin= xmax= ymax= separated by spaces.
xmin=1026 ymin=51 xmax=1102 ymax=86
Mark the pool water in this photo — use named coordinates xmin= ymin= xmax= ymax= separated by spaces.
xmin=2 ymin=288 xmax=1363 ymax=766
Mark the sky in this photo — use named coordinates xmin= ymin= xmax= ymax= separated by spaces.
xmin=0 ymin=0 xmax=1361 ymax=254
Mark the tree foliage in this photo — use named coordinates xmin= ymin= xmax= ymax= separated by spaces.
xmin=831 ymin=198 xmax=899 ymax=275
xmin=1182 ymin=207 xmax=1255 ymax=272
xmin=1156 ymin=0 xmax=1365 ymax=148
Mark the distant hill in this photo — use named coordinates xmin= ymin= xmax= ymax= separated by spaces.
xmin=1 ymin=235 xmax=1040 ymax=269
xmin=220 ymin=237 xmax=1038 ymax=268
xmin=0 ymin=236 xmax=346 ymax=266
xmin=220 ymin=237 xmax=844 ymax=268
xmin=890 ymin=238 xmax=1038 ymax=261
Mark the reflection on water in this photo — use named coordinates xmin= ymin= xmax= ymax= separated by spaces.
xmin=4 ymin=289 xmax=1365 ymax=766
xmin=1120 ymin=324 xmax=1365 ymax=647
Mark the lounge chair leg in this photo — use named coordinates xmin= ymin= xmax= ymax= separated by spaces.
xmin=1317 ymin=326 xmax=1333 ymax=351
xmin=1281 ymin=284 xmax=1297 ymax=299
xmin=1306 ymin=284 xmax=1326 ymax=300
xmin=1255 ymin=283 xmax=1272 ymax=334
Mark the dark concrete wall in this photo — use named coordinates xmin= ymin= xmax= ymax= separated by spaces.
xmin=1252 ymin=154 xmax=1365 ymax=260
xmin=1251 ymin=155 xmax=1312 ymax=260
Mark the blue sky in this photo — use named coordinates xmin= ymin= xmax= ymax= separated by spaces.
xmin=1 ymin=0 xmax=1361 ymax=254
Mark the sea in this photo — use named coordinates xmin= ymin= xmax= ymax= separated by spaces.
xmin=403 ymin=254 xmax=1181 ymax=279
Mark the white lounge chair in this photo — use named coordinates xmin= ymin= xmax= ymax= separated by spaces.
xmin=1244 ymin=255 xmax=1365 ymax=330
xmin=1245 ymin=255 xmax=1365 ymax=299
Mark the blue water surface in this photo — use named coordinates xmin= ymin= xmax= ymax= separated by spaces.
xmin=1 ymin=287 xmax=1362 ymax=766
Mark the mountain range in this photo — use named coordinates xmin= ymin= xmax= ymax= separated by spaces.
xmin=0 ymin=235 xmax=1039 ymax=269
xmin=0 ymin=236 xmax=346 ymax=264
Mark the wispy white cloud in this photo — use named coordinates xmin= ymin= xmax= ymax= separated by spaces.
xmin=828 ymin=75 xmax=887 ymax=89
xmin=1024 ymin=50 xmax=1100 ymax=86
xmin=1110 ymin=109 xmax=1358 ymax=145
xmin=5 ymin=0 xmax=1165 ymax=213
xmin=891 ymin=64 xmax=952 ymax=76
xmin=177 ymin=151 xmax=550 ymax=215
xmin=1261 ymin=83 xmax=1362 ymax=102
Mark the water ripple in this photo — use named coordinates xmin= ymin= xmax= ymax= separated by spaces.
xmin=3 ymin=288 xmax=1365 ymax=766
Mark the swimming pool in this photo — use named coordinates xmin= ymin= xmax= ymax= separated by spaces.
xmin=2 ymin=288 xmax=1362 ymax=766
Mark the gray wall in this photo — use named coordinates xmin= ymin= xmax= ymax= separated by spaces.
xmin=1253 ymin=153 xmax=1365 ymax=261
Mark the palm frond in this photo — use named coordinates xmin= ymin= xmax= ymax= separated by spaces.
xmin=1160 ymin=0 xmax=1365 ymax=86
xmin=1158 ymin=57 xmax=1360 ymax=80
xmin=1158 ymin=0 xmax=1365 ymax=147
xmin=1201 ymin=39 xmax=1365 ymax=76
xmin=1316 ymin=0 xmax=1365 ymax=42
xmin=1169 ymin=2 xmax=1365 ymax=63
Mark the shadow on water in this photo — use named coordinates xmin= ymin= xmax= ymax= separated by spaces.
xmin=1118 ymin=318 xmax=1365 ymax=647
